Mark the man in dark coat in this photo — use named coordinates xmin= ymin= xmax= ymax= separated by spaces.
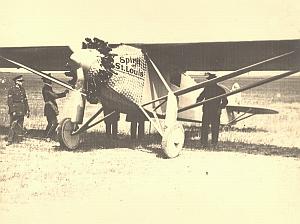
xmin=42 ymin=77 xmax=68 ymax=140
xmin=7 ymin=75 xmax=30 ymax=146
xmin=196 ymin=72 xmax=228 ymax=147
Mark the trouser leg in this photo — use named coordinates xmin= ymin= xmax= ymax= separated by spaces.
xmin=8 ymin=123 xmax=16 ymax=143
xmin=46 ymin=116 xmax=58 ymax=138
xmin=211 ymin=115 xmax=221 ymax=145
xmin=8 ymin=114 xmax=17 ymax=142
xmin=17 ymin=116 xmax=24 ymax=141
xmin=8 ymin=115 xmax=24 ymax=143
xmin=112 ymin=121 xmax=118 ymax=137
xmin=18 ymin=116 xmax=24 ymax=130
xmin=45 ymin=118 xmax=52 ymax=137
xmin=201 ymin=113 xmax=210 ymax=146
xmin=105 ymin=122 xmax=112 ymax=136
xmin=137 ymin=121 xmax=144 ymax=139
xmin=130 ymin=121 xmax=137 ymax=139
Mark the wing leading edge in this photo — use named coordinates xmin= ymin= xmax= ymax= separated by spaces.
xmin=134 ymin=39 xmax=300 ymax=73
xmin=0 ymin=39 xmax=299 ymax=72
xmin=0 ymin=46 xmax=72 ymax=71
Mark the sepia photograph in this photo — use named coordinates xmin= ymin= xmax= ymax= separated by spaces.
xmin=0 ymin=0 xmax=300 ymax=223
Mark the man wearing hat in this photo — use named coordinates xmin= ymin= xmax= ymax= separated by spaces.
xmin=196 ymin=72 xmax=228 ymax=148
xmin=7 ymin=75 xmax=30 ymax=146
xmin=42 ymin=76 xmax=69 ymax=140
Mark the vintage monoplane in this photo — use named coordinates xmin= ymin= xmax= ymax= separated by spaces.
xmin=0 ymin=38 xmax=299 ymax=158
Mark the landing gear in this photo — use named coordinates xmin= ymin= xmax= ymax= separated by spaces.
xmin=162 ymin=123 xmax=185 ymax=158
xmin=57 ymin=118 xmax=81 ymax=150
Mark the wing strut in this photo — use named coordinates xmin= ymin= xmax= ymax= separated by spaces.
xmin=139 ymin=106 xmax=163 ymax=135
xmin=71 ymin=107 xmax=116 ymax=135
xmin=226 ymin=108 xmax=252 ymax=126
xmin=146 ymin=54 xmax=172 ymax=92
xmin=142 ymin=51 xmax=295 ymax=107
xmin=178 ymin=70 xmax=299 ymax=113
xmin=227 ymin=113 xmax=255 ymax=126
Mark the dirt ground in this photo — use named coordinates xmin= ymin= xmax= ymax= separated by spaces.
xmin=1 ymin=137 xmax=300 ymax=224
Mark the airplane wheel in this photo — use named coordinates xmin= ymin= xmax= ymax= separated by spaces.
xmin=57 ymin=118 xmax=81 ymax=150
xmin=162 ymin=123 xmax=185 ymax=158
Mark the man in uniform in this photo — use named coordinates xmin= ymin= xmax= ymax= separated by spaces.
xmin=42 ymin=77 xmax=68 ymax=140
xmin=196 ymin=72 xmax=228 ymax=148
xmin=7 ymin=75 xmax=30 ymax=146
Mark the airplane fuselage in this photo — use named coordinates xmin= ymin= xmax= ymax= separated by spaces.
xmin=71 ymin=45 xmax=149 ymax=115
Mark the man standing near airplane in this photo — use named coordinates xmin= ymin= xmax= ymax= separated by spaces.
xmin=197 ymin=72 xmax=228 ymax=148
xmin=6 ymin=75 xmax=30 ymax=146
xmin=42 ymin=77 xmax=68 ymax=140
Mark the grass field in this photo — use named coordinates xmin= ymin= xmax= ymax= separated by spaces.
xmin=1 ymin=72 xmax=300 ymax=157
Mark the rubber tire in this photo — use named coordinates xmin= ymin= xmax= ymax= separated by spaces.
xmin=162 ymin=123 xmax=185 ymax=158
xmin=57 ymin=118 xmax=81 ymax=150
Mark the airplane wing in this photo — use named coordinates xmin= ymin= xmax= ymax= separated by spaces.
xmin=0 ymin=39 xmax=299 ymax=72
xmin=0 ymin=46 xmax=72 ymax=71
xmin=0 ymin=39 xmax=299 ymax=108
xmin=132 ymin=39 xmax=300 ymax=73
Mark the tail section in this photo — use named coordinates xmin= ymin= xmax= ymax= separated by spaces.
xmin=224 ymin=82 xmax=242 ymax=125
xmin=170 ymin=74 xmax=202 ymax=122
xmin=230 ymin=82 xmax=242 ymax=105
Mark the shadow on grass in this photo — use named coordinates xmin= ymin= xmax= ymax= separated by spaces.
xmin=0 ymin=125 xmax=165 ymax=157
xmin=1 ymin=125 xmax=299 ymax=158
xmin=74 ymin=132 xmax=166 ymax=158
xmin=184 ymin=126 xmax=268 ymax=141
xmin=184 ymin=138 xmax=300 ymax=158
xmin=0 ymin=125 xmax=46 ymax=140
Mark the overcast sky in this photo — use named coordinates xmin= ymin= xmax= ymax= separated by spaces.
xmin=0 ymin=0 xmax=299 ymax=47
